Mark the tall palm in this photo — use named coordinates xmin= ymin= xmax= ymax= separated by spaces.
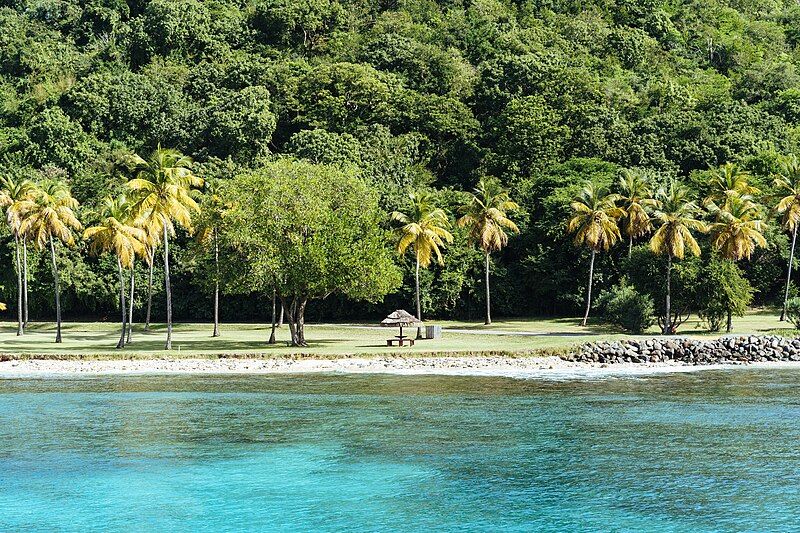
xmin=617 ymin=169 xmax=656 ymax=256
xmin=708 ymin=195 xmax=767 ymax=331
xmin=83 ymin=197 xmax=147 ymax=348
xmin=704 ymin=162 xmax=759 ymax=206
xmin=0 ymin=175 xmax=36 ymax=335
xmin=650 ymin=182 xmax=707 ymax=334
xmin=773 ymin=154 xmax=800 ymax=321
xmin=194 ymin=178 xmax=227 ymax=337
xmin=141 ymin=218 xmax=162 ymax=331
xmin=457 ymin=176 xmax=519 ymax=325
xmin=19 ymin=180 xmax=81 ymax=343
xmin=392 ymin=191 xmax=454 ymax=334
xmin=124 ymin=147 xmax=202 ymax=349
xmin=567 ymin=182 xmax=624 ymax=327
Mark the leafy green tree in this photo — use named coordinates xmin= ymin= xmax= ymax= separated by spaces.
xmin=392 ymin=191 xmax=454 ymax=330
xmin=123 ymin=147 xmax=202 ymax=350
xmin=221 ymin=159 xmax=401 ymax=346
xmin=19 ymin=180 xmax=81 ymax=343
xmin=567 ymin=182 xmax=624 ymax=326
xmin=457 ymin=176 xmax=519 ymax=325
xmin=650 ymin=182 xmax=707 ymax=334
xmin=83 ymin=197 xmax=147 ymax=348
xmin=697 ymin=256 xmax=754 ymax=333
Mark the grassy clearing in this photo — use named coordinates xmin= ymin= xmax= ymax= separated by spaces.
xmin=0 ymin=309 xmax=795 ymax=360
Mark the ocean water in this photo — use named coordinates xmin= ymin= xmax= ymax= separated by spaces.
xmin=0 ymin=371 xmax=798 ymax=532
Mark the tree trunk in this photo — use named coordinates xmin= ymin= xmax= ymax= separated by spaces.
xmin=415 ymin=253 xmax=422 ymax=338
xmin=781 ymin=225 xmax=798 ymax=321
xmin=580 ymin=250 xmax=596 ymax=327
xmin=663 ymin=255 xmax=672 ymax=335
xmin=213 ymin=227 xmax=220 ymax=337
xmin=14 ymin=234 xmax=23 ymax=336
xmin=126 ymin=264 xmax=135 ymax=345
xmin=628 ymin=235 xmax=633 ymax=257
xmin=22 ymin=237 xmax=29 ymax=327
xmin=484 ymin=251 xmax=492 ymax=325
xmin=117 ymin=258 xmax=127 ymax=349
xmin=726 ymin=309 xmax=733 ymax=333
xmin=284 ymin=296 xmax=299 ymax=346
xmin=145 ymin=248 xmax=154 ymax=331
xmin=297 ymin=297 xmax=308 ymax=346
xmin=49 ymin=235 xmax=62 ymax=343
xmin=278 ymin=302 xmax=284 ymax=327
xmin=163 ymin=224 xmax=172 ymax=350
xmin=268 ymin=289 xmax=277 ymax=344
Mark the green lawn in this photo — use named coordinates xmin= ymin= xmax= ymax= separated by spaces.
xmin=0 ymin=309 xmax=795 ymax=359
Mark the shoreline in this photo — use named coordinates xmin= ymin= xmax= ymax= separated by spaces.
xmin=2 ymin=356 xmax=800 ymax=379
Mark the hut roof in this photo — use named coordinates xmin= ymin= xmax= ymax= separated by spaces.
xmin=381 ymin=310 xmax=421 ymax=326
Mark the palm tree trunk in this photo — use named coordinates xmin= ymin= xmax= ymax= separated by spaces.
xmin=22 ymin=237 xmax=29 ymax=327
xmin=163 ymin=224 xmax=172 ymax=350
xmin=126 ymin=264 xmax=135 ymax=345
xmin=49 ymin=235 xmax=62 ymax=343
xmin=663 ymin=255 xmax=672 ymax=335
xmin=117 ymin=258 xmax=127 ymax=349
xmin=628 ymin=235 xmax=633 ymax=257
xmin=781 ymin=225 xmax=798 ymax=321
xmin=213 ymin=227 xmax=220 ymax=337
xmin=415 ymin=253 xmax=422 ymax=338
xmin=269 ymin=289 xmax=277 ymax=344
xmin=484 ymin=251 xmax=492 ymax=325
xmin=14 ymin=234 xmax=23 ymax=336
xmin=145 ymin=248 xmax=154 ymax=331
xmin=580 ymin=250 xmax=596 ymax=327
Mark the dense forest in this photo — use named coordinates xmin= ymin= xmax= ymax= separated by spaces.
xmin=2 ymin=0 xmax=800 ymax=327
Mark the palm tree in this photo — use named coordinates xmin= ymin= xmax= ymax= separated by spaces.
xmin=392 ymin=191 xmax=454 ymax=334
xmin=617 ymin=169 xmax=656 ymax=256
xmin=650 ymin=182 xmax=708 ymax=334
xmin=140 ymin=218 xmax=162 ymax=331
xmin=19 ymin=180 xmax=81 ymax=343
xmin=194 ymin=178 xmax=227 ymax=337
xmin=83 ymin=197 xmax=147 ymax=348
xmin=457 ymin=176 xmax=519 ymax=325
xmin=708 ymin=195 xmax=767 ymax=331
xmin=773 ymin=155 xmax=800 ymax=321
xmin=0 ymin=175 xmax=36 ymax=335
xmin=567 ymin=182 xmax=624 ymax=326
xmin=704 ymin=162 xmax=759 ymax=206
xmin=124 ymin=147 xmax=202 ymax=350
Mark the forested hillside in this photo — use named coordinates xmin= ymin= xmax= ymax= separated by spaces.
xmin=1 ymin=0 xmax=799 ymax=323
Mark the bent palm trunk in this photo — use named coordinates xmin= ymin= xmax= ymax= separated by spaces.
xmin=781 ymin=225 xmax=798 ymax=321
xmin=49 ymin=236 xmax=62 ymax=343
xmin=163 ymin=224 xmax=172 ymax=350
xmin=23 ymin=237 xmax=29 ymax=327
xmin=663 ymin=255 xmax=672 ymax=335
xmin=14 ymin=235 xmax=22 ymax=336
xmin=484 ymin=251 xmax=492 ymax=325
xmin=126 ymin=266 xmax=135 ymax=345
xmin=580 ymin=250 xmax=596 ymax=327
xmin=117 ymin=258 xmax=127 ymax=349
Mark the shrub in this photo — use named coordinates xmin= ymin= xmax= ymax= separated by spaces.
xmin=600 ymin=284 xmax=656 ymax=334
xmin=786 ymin=297 xmax=800 ymax=329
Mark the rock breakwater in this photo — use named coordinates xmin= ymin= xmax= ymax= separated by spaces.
xmin=564 ymin=335 xmax=800 ymax=365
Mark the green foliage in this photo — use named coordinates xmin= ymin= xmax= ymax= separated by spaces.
xmin=785 ymin=297 xmax=800 ymax=329
xmin=697 ymin=256 xmax=754 ymax=332
xmin=599 ymin=284 xmax=656 ymax=334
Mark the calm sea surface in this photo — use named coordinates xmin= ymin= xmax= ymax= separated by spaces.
xmin=0 ymin=370 xmax=798 ymax=532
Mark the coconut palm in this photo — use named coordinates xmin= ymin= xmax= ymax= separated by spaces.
xmin=83 ymin=197 xmax=147 ymax=348
xmin=650 ymin=182 xmax=708 ymax=334
xmin=392 ymin=191 xmax=454 ymax=333
xmin=773 ymin=155 xmax=800 ymax=321
xmin=704 ymin=162 xmax=759 ymax=207
xmin=617 ymin=169 xmax=656 ymax=256
xmin=124 ymin=147 xmax=202 ymax=349
xmin=568 ymin=182 xmax=624 ymax=327
xmin=19 ymin=180 xmax=81 ymax=343
xmin=708 ymin=195 xmax=767 ymax=331
xmin=0 ymin=175 xmax=36 ymax=335
xmin=194 ymin=178 xmax=227 ymax=337
xmin=457 ymin=176 xmax=519 ymax=325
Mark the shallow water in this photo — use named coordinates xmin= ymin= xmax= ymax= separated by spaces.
xmin=0 ymin=370 xmax=798 ymax=532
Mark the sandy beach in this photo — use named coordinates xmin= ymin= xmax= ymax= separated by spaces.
xmin=2 ymin=356 xmax=800 ymax=379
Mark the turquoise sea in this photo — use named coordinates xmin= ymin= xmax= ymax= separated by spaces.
xmin=0 ymin=370 xmax=799 ymax=532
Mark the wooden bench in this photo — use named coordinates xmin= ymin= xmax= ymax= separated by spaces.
xmin=387 ymin=337 xmax=415 ymax=347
